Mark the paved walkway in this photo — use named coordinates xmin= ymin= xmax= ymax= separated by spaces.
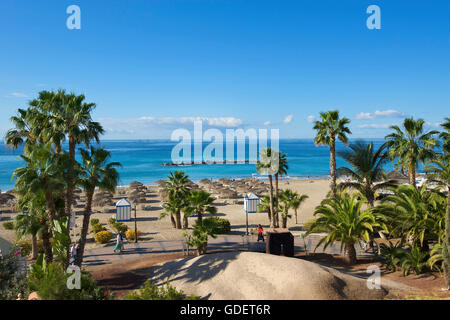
xmin=82 ymin=234 xmax=373 ymax=267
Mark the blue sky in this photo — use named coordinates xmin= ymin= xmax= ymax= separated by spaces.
xmin=0 ymin=0 xmax=448 ymax=140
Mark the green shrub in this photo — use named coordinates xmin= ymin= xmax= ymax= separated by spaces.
xmin=122 ymin=280 xmax=198 ymax=300
xmin=203 ymin=217 xmax=231 ymax=234
xmin=91 ymin=223 xmax=106 ymax=234
xmin=2 ymin=221 xmax=14 ymax=230
xmin=303 ymin=219 xmax=330 ymax=233
xmin=108 ymin=217 xmax=116 ymax=225
xmin=94 ymin=231 xmax=113 ymax=244
xmin=28 ymin=255 xmax=114 ymax=300
xmin=113 ymin=222 xmax=128 ymax=233
xmin=0 ymin=248 xmax=28 ymax=300
xmin=379 ymin=241 xmax=407 ymax=271
xmin=400 ymin=246 xmax=429 ymax=276
xmin=15 ymin=240 xmax=32 ymax=257
xmin=90 ymin=218 xmax=100 ymax=226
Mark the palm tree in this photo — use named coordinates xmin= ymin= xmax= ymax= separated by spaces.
xmin=76 ymin=146 xmax=121 ymax=266
xmin=313 ymin=110 xmax=351 ymax=194
xmin=425 ymin=155 xmax=450 ymax=289
xmin=4 ymin=107 xmax=45 ymax=150
xmin=376 ymin=184 xmax=443 ymax=252
xmin=13 ymin=143 xmax=66 ymax=262
xmin=14 ymin=211 xmax=46 ymax=259
xmin=274 ymin=152 xmax=288 ymax=226
xmin=256 ymin=148 xmax=278 ymax=227
xmin=290 ymin=192 xmax=309 ymax=224
xmin=161 ymin=197 xmax=182 ymax=229
xmin=184 ymin=190 xmax=217 ymax=223
xmin=385 ymin=117 xmax=439 ymax=187
xmin=43 ymin=90 xmax=104 ymax=223
xmin=441 ymin=118 xmax=450 ymax=154
xmin=165 ymin=171 xmax=190 ymax=229
xmin=278 ymin=189 xmax=296 ymax=228
xmin=308 ymin=191 xmax=384 ymax=264
xmin=256 ymin=194 xmax=280 ymax=224
xmin=337 ymin=141 xmax=395 ymax=206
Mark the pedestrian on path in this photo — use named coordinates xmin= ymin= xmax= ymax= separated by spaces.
xmin=114 ymin=231 xmax=124 ymax=253
xmin=70 ymin=243 xmax=77 ymax=265
xmin=257 ymin=224 xmax=265 ymax=242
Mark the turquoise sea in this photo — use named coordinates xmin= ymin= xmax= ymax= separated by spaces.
xmin=0 ymin=139 xmax=398 ymax=191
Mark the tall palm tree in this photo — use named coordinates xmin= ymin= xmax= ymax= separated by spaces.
xmin=337 ymin=141 xmax=395 ymax=206
xmin=290 ymin=192 xmax=309 ymax=225
xmin=441 ymin=118 xmax=450 ymax=154
xmin=308 ymin=191 xmax=384 ymax=264
xmin=256 ymin=148 xmax=278 ymax=227
xmin=425 ymin=155 xmax=450 ymax=289
xmin=274 ymin=152 xmax=288 ymax=226
xmin=184 ymin=190 xmax=217 ymax=223
xmin=313 ymin=110 xmax=351 ymax=194
xmin=385 ymin=117 xmax=439 ymax=187
xmin=12 ymin=143 xmax=65 ymax=262
xmin=76 ymin=146 xmax=121 ymax=266
xmin=165 ymin=171 xmax=191 ymax=229
xmin=43 ymin=90 xmax=104 ymax=223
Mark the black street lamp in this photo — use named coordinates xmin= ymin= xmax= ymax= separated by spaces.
xmin=134 ymin=203 xmax=138 ymax=243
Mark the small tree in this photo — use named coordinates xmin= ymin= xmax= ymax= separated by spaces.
xmin=308 ymin=191 xmax=385 ymax=264
xmin=185 ymin=219 xmax=218 ymax=255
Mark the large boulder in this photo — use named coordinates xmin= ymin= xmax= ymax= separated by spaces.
xmin=146 ymin=251 xmax=388 ymax=300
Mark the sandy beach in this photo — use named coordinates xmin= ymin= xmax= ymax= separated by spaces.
xmin=0 ymin=178 xmax=333 ymax=249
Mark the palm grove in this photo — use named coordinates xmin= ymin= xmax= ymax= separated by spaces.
xmin=307 ymin=111 xmax=450 ymax=289
xmin=5 ymin=90 xmax=121 ymax=267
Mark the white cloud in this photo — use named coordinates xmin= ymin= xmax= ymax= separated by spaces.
xmin=5 ymin=92 xmax=28 ymax=98
xmin=358 ymin=123 xmax=392 ymax=129
xmin=263 ymin=121 xmax=271 ymax=126
xmin=356 ymin=109 xmax=405 ymax=120
xmin=306 ymin=115 xmax=316 ymax=123
xmin=284 ymin=115 xmax=293 ymax=124
xmin=103 ymin=116 xmax=244 ymax=128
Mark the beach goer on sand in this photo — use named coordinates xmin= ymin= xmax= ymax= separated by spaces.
xmin=70 ymin=243 xmax=77 ymax=265
xmin=114 ymin=231 xmax=124 ymax=253
xmin=257 ymin=224 xmax=265 ymax=242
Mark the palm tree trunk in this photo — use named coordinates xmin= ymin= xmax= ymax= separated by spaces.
xmin=282 ymin=215 xmax=287 ymax=228
xmin=175 ymin=210 xmax=182 ymax=229
xmin=41 ymin=226 xmax=53 ymax=263
xmin=183 ymin=216 xmax=188 ymax=229
xmin=330 ymin=140 xmax=337 ymax=195
xmin=443 ymin=188 xmax=450 ymax=289
xmin=169 ymin=213 xmax=176 ymax=228
xmin=274 ymin=173 xmax=280 ymax=228
xmin=197 ymin=211 xmax=203 ymax=223
xmin=31 ymin=234 xmax=38 ymax=260
xmin=295 ymin=209 xmax=298 ymax=224
xmin=76 ymin=189 xmax=94 ymax=267
xmin=268 ymin=175 xmax=275 ymax=228
xmin=65 ymin=135 xmax=76 ymax=221
xmin=43 ymin=185 xmax=57 ymax=229
xmin=344 ymin=243 xmax=357 ymax=265
xmin=408 ymin=161 xmax=416 ymax=187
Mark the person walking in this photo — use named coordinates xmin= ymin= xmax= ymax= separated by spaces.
xmin=114 ymin=231 xmax=124 ymax=253
xmin=257 ymin=224 xmax=265 ymax=242
xmin=70 ymin=243 xmax=77 ymax=265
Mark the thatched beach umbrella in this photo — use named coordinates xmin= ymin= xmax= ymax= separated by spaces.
xmin=386 ymin=171 xmax=409 ymax=184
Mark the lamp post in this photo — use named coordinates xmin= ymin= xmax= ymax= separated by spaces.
xmin=134 ymin=203 xmax=138 ymax=243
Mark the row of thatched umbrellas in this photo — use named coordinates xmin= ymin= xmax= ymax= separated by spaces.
xmin=152 ymin=177 xmax=268 ymax=200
